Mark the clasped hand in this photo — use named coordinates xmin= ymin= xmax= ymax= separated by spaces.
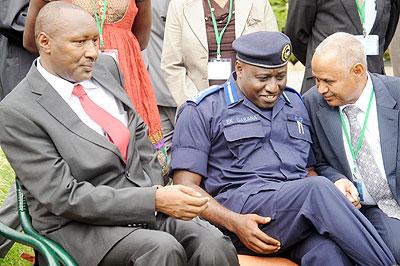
xmin=155 ymin=185 xmax=209 ymax=220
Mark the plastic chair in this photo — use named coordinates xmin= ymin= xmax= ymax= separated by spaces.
xmin=0 ymin=180 xmax=78 ymax=266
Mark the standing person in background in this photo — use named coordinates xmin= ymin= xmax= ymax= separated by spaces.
xmin=389 ymin=20 xmax=400 ymax=77
xmin=23 ymin=0 xmax=169 ymax=179
xmin=161 ymin=0 xmax=278 ymax=107
xmin=285 ymin=0 xmax=400 ymax=94
xmin=0 ymin=0 xmax=36 ymax=258
xmin=0 ymin=0 xmax=36 ymax=99
xmin=146 ymin=0 xmax=177 ymax=156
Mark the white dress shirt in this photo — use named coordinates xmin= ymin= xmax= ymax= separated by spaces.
xmin=364 ymin=0 xmax=377 ymax=35
xmin=340 ymin=73 xmax=386 ymax=205
xmin=36 ymin=59 xmax=128 ymax=137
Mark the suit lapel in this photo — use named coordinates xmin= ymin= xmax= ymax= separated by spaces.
xmin=373 ymin=75 xmax=399 ymax=198
xmin=339 ymin=0 xmax=363 ymax=34
xmin=29 ymin=62 xmax=123 ymax=161
xmin=316 ymin=99 xmax=352 ymax=176
xmin=184 ymin=0 xmax=208 ymax=51
xmin=235 ymin=0 xmax=253 ymax=38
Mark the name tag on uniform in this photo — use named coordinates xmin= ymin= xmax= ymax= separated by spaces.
xmin=101 ymin=49 xmax=119 ymax=62
xmin=208 ymin=58 xmax=231 ymax=80
xmin=354 ymin=35 xmax=379 ymax=55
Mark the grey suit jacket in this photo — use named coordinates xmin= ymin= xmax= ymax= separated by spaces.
xmin=0 ymin=55 xmax=163 ymax=266
xmin=303 ymin=73 xmax=400 ymax=205
xmin=285 ymin=0 xmax=400 ymax=93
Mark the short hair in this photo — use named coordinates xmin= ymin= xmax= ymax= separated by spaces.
xmin=313 ymin=32 xmax=367 ymax=71
xmin=35 ymin=2 xmax=88 ymax=40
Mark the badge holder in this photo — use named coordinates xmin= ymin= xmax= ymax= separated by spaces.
xmin=101 ymin=49 xmax=119 ymax=62
xmin=354 ymin=35 xmax=379 ymax=55
xmin=208 ymin=57 xmax=231 ymax=80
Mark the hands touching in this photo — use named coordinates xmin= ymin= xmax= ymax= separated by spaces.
xmin=155 ymin=185 xmax=209 ymax=220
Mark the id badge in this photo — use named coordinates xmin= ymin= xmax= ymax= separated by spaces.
xmin=353 ymin=178 xmax=365 ymax=203
xmin=354 ymin=35 xmax=379 ymax=55
xmin=101 ymin=49 xmax=119 ymax=62
xmin=207 ymin=58 xmax=231 ymax=80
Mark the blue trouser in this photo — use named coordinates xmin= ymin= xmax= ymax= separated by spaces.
xmin=361 ymin=206 xmax=400 ymax=263
xmin=223 ymin=177 xmax=396 ymax=266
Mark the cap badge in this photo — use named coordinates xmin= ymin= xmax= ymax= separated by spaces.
xmin=281 ymin=44 xmax=291 ymax=62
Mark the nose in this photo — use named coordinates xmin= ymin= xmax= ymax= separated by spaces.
xmin=317 ymin=82 xmax=328 ymax=95
xmin=264 ymin=79 xmax=279 ymax=93
xmin=85 ymin=41 xmax=99 ymax=60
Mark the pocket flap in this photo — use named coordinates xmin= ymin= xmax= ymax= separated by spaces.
xmin=223 ymin=122 xmax=265 ymax=142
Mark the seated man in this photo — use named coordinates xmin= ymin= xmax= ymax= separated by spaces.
xmin=0 ymin=2 xmax=238 ymax=266
xmin=171 ymin=31 xmax=396 ymax=265
xmin=304 ymin=32 xmax=400 ymax=263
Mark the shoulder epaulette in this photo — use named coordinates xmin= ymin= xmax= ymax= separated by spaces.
xmin=223 ymin=81 xmax=239 ymax=106
xmin=283 ymin=87 xmax=304 ymax=104
xmin=187 ymin=85 xmax=222 ymax=105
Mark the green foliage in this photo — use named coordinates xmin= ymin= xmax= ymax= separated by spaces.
xmin=0 ymin=149 xmax=33 ymax=266
xmin=270 ymin=0 xmax=288 ymax=32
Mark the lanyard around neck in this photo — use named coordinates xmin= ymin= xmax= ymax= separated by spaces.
xmin=206 ymin=0 xmax=234 ymax=60
xmin=339 ymin=85 xmax=374 ymax=173
xmin=91 ymin=0 xmax=108 ymax=50
xmin=355 ymin=0 xmax=366 ymax=36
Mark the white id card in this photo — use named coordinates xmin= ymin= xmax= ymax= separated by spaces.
xmin=354 ymin=35 xmax=379 ymax=55
xmin=101 ymin=49 xmax=119 ymax=62
xmin=208 ymin=58 xmax=231 ymax=80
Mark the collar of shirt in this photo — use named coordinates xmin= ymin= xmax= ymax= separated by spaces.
xmin=339 ymin=72 xmax=373 ymax=114
xmin=36 ymin=58 xmax=98 ymax=101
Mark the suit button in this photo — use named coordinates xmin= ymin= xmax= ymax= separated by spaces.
xmin=125 ymin=171 xmax=130 ymax=178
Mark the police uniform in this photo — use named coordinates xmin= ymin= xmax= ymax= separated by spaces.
xmin=171 ymin=32 xmax=396 ymax=266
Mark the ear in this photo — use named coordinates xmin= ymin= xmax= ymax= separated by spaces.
xmin=352 ymin=63 xmax=366 ymax=77
xmin=37 ymin=32 xmax=51 ymax=54
xmin=235 ymin=60 xmax=242 ymax=75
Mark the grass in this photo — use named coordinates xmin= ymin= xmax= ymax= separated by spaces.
xmin=0 ymin=148 xmax=34 ymax=266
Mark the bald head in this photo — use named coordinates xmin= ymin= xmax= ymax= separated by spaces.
xmin=313 ymin=32 xmax=367 ymax=72
xmin=35 ymin=2 xmax=94 ymax=45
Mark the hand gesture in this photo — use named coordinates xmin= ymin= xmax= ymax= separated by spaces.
xmin=155 ymin=185 xmax=209 ymax=220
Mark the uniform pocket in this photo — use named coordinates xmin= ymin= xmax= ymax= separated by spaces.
xmin=223 ymin=121 xmax=266 ymax=168
xmin=286 ymin=114 xmax=312 ymax=143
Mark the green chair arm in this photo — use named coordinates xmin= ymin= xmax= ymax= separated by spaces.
xmin=0 ymin=221 xmax=60 ymax=266
xmin=16 ymin=180 xmax=78 ymax=266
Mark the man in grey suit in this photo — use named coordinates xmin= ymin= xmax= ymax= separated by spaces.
xmin=0 ymin=2 xmax=238 ymax=266
xmin=285 ymin=0 xmax=400 ymax=94
xmin=304 ymin=32 xmax=400 ymax=263
xmin=0 ymin=0 xmax=36 ymax=257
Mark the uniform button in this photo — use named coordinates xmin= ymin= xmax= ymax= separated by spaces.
xmin=127 ymin=224 xmax=132 ymax=227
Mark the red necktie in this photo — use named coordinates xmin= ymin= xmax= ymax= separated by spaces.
xmin=72 ymin=84 xmax=130 ymax=162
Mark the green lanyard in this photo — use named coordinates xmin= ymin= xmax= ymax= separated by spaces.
xmin=206 ymin=0 xmax=234 ymax=60
xmin=339 ymin=85 xmax=374 ymax=174
xmin=355 ymin=0 xmax=366 ymax=36
xmin=91 ymin=0 xmax=108 ymax=50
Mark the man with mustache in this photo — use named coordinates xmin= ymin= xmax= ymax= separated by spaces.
xmin=171 ymin=31 xmax=397 ymax=265
xmin=0 ymin=2 xmax=238 ymax=265
xmin=304 ymin=32 xmax=400 ymax=263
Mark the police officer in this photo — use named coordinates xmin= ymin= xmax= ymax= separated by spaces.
xmin=171 ymin=31 xmax=396 ymax=266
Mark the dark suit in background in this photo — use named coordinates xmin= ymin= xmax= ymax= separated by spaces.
xmin=285 ymin=0 xmax=400 ymax=94
xmin=0 ymin=0 xmax=36 ymax=99
xmin=0 ymin=0 xmax=35 ymax=258
xmin=304 ymin=73 xmax=400 ymax=261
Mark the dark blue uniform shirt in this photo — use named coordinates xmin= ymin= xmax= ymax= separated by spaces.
xmin=171 ymin=73 xmax=315 ymax=213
